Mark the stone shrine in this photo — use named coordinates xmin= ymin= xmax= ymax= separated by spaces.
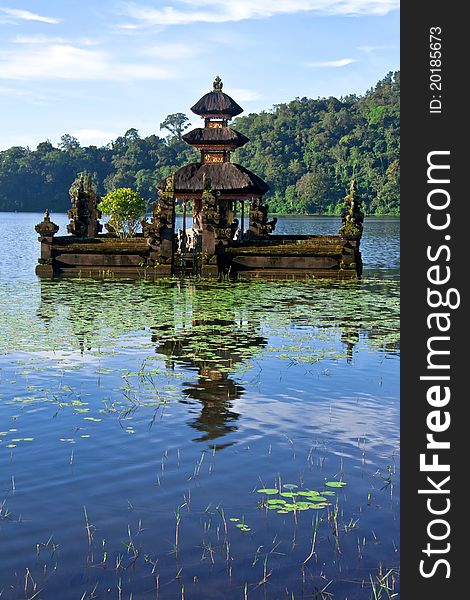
xmin=35 ymin=78 xmax=363 ymax=279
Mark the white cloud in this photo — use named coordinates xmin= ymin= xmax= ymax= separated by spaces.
xmin=13 ymin=35 xmax=68 ymax=44
xmin=0 ymin=85 xmax=29 ymax=96
xmin=306 ymin=58 xmax=357 ymax=68
xmin=144 ymin=42 xmax=203 ymax=60
xmin=70 ymin=129 xmax=118 ymax=146
xmin=229 ymin=88 xmax=261 ymax=101
xmin=0 ymin=7 xmax=60 ymax=24
xmin=0 ymin=85 xmax=46 ymax=102
xmin=115 ymin=22 xmax=141 ymax=30
xmin=0 ymin=44 xmax=174 ymax=81
xmin=13 ymin=34 xmax=101 ymax=47
xmin=78 ymin=38 xmax=103 ymax=47
xmin=0 ymin=133 xmax=37 ymax=149
xmin=358 ymin=44 xmax=390 ymax=54
xmin=122 ymin=0 xmax=399 ymax=26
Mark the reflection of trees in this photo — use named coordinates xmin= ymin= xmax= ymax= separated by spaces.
xmin=38 ymin=281 xmax=97 ymax=354
xmin=152 ymin=319 xmax=267 ymax=448
xmin=287 ymin=278 xmax=400 ymax=362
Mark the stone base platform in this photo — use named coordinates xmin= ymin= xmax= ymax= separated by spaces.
xmin=36 ymin=234 xmax=361 ymax=279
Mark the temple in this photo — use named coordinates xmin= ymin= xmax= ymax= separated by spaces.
xmin=35 ymin=77 xmax=363 ymax=279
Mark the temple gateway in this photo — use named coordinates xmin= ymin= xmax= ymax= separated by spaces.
xmin=35 ymin=77 xmax=363 ymax=279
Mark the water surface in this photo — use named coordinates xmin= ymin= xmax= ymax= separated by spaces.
xmin=0 ymin=213 xmax=399 ymax=599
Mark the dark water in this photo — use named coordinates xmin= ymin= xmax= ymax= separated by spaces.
xmin=0 ymin=213 xmax=399 ymax=599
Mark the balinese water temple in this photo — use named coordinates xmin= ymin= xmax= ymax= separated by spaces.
xmin=35 ymin=77 xmax=363 ymax=279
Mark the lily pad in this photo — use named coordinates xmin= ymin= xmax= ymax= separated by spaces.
xmin=325 ymin=481 xmax=347 ymax=488
xmin=256 ymin=488 xmax=279 ymax=495
xmin=293 ymin=502 xmax=311 ymax=510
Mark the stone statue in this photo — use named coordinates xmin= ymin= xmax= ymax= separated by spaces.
xmin=248 ymin=197 xmax=277 ymax=238
xmin=67 ymin=173 xmax=102 ymax=238
xmin=339 ymin=177 xmax=364 ymax=241
xmin=213 ymin=76 xmax=223 ymax=92
xmin=141 ymin=175 xmax=175 ymax=264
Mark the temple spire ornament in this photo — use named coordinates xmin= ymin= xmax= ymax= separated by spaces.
xmin=35 ymin=209 xmax=59 ymax=238
xmin=213 ymin=75 xmax=223 ymax=92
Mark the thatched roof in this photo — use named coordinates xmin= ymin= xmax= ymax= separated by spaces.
xmin=182 ymin=127 xmax=249 ymax=148
xmin=158 ymin=163 xmax=269 ymax=196
xmin=191 ymin=91 xmax=243 ymax=118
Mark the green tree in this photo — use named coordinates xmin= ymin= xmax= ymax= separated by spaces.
xmin=160 ymin=113 xmax=191 ymax=141
xmin=59 ymin=134 xmax=80 ymax=151
xmin=98 ymin=188 xmax=147 ymax=238
xmin=296 ymin=171 xmax=331 ymax=213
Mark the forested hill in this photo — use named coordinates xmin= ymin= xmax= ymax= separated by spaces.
xmin=0 ymin=71 xmax=399 ymax=215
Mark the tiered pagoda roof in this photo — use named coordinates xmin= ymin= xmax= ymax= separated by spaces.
xmin=190 ymin=76 xmax=243 ymax=118
xmin=158 ymin=77 xmax=269 ymax=197
xmin=182 ymin=127 xmax=249 ymax=149
xmin=168 ymin=163 xmax=269 ymax=196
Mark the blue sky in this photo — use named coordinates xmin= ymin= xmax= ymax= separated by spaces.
xmin=0 ymin=1 xmax=399 ymax=150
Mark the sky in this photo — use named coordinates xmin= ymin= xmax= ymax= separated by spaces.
xmin=0 ymin=1 xmax=399 ymax=151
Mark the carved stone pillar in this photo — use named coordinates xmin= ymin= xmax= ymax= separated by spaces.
xmin=141 ymin=175 xmax=175 ymax=267
xmin=35 ymin=209 xmax=59 ymax=277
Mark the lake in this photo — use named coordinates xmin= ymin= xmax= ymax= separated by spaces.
xmin=0 ymin=214 xmax=399 ymax=599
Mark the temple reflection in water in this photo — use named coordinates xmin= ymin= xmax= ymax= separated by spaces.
xmin=35 ymin=280 xmax=376 ymax=448
xmin=152 ymin=317 xmax=267 ymax=448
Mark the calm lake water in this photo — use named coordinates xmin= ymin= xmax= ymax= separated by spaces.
xmin=0 ymin=214 xmax=399 ymax=599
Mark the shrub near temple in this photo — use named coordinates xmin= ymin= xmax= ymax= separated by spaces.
xmin=98 ymin=188 xmax=147 ymax=238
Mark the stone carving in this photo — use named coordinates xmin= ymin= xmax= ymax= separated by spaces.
xmin=35 ymin=209 xmax=59 ymax=239
xmin=213 ymin=75 xmax=223 ymax=92
xmin=67 ymin=173 xmax=102 ymax=238
xmin=339 ymin=177 xmax=364 ymax=241
xmin=141 ymin=175 xmax=175 ymax=263
xmin=248 ymin=197 xmax=277 ymax=238
xmin=202 ymin=175 xmax=219 ymax=233
xmin=35 ymin=209 xmax=59 ymax=269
